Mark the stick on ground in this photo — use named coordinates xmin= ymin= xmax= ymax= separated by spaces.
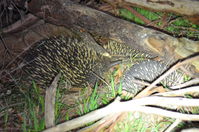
xmin=45 ymin=73 xmax=61 ymax=128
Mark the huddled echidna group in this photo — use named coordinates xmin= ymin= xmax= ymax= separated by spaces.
xmin=20 ymin=35 xmax=147 ymax=88
xmin=17 ymin=35 xmax=184 ymax=96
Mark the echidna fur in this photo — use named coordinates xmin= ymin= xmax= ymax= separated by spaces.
xmin=102 ymin=40 xmax=150 ymax=62
xmin=21 ymin=36 xmax=113 ymax=88
xmin=121 ymin=60 xmax=185 ymax=96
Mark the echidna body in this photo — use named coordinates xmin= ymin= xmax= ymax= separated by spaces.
xmin=21 ymin=36 xmax=112 ymax=88
xmin=121 ymin=60 xmax=185 ymax=96
xmin=102 ymin=40 xmax=150 ymax=62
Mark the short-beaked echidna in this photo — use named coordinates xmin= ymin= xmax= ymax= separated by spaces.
xmin=20 ymin=36 xmax=113 ymax=88
xmin=121 ymin=60 xmax=185 ymax=96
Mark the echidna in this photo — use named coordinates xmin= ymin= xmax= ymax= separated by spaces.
xmin=121 ymin=60 xmax=185 ymax=97
xmin=20 ymin=36 xmax=113 ymax=88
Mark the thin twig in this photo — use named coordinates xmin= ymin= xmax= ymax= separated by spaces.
xmin=123 ymin=5 xmax=155 ymax=27
xmin=156 ymin=86 xmax=199 ymax=97
xmin=123 ymin=96 xmax=199 ymax=107
xmin=106 ymin=112 xmax=128 ymax=132
xmin=179 ymin=66 xmax=197 ymax=78
xmin=170 ymin=78 xmax=199 ymax=89
xmin=95 ymin=113 xmax=120 ymax=132
xmin=131 ymin=79 xmax=150 ymax=86
xmin=2 ymin=14 xmax=39 ymax=34
xmin=165 ymin=119 xmax=182 ymax=132
xmin=0 ymin=35 xmax=11 ymax=54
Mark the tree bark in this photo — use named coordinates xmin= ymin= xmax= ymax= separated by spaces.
xmin=125 ymin=0 xmax=199 ymax=16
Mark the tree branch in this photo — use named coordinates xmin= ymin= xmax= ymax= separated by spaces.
xmin=124 ymin=0 xmax=199 ymax=16
xmin=45 ymin=73 xmax=61 ymax=128
xmin=43 ymin=95 xmax=199 ymax=132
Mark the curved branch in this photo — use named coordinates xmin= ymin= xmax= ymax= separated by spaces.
xmin=43 ymin=95 xmax=199 ymax=132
